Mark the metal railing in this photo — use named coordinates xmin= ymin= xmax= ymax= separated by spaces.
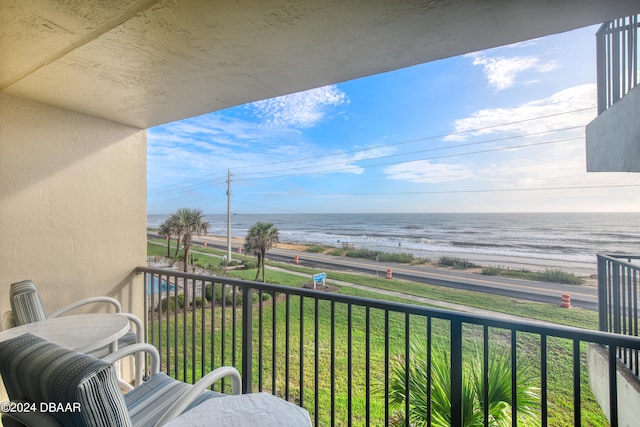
xmin=597 ymin=254 xmax=640 ymax=376
xmin=597 ymin=14 xmax=640 ymax=114
xmin=139 ymin=266 xmax=640 ymax=426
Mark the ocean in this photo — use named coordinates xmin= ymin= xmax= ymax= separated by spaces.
xmin=148 ymin=212 xmax=640 ymax=275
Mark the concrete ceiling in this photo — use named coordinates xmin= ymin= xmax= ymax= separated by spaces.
xmin=2 ymin=0 xmax=639 ymax=129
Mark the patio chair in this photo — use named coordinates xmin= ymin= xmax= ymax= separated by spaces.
xmin=8 ymin=279 xmax=145 ymax=387
xmin=0 ymin=333 xmax=241 ymax=427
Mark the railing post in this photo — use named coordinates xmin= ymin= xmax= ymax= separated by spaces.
xmin=613 ymin=265 xmax=621 ymax=335
xmin=609 ymin=344 xmax=619 ymax=427
xmin=242 ymin=288 xmax=254 ymax=394
xmin=450 ymin=320 xmax=463 ymax=427
xmin=596 ymin=23 xmax=607 ymax=114
xmin=597 ymin=255 xmax=608 ymax=331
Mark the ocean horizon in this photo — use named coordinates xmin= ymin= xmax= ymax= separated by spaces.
xmin=148 ymin=212 xmax=639 ymax=275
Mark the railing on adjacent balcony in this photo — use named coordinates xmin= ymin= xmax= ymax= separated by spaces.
xmin=597 ymin=14 xmax=640 ymax=114
xmin=138 ymin=266 xmax=640 ymax=427
xmin=597 ymin=254 xmax=640 ymax=377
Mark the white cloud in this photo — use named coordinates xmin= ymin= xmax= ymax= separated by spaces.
xmin=384 ymin=160 xmax=473 ymax=183
xmin=251 ymin=85 xmax=348 ymax=128
xmin=467 ymin=52 xmax=556 ymax=90
xmin=445 ymin=84 xmax=597 ymax=141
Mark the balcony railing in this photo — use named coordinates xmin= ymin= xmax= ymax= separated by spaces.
xmin=138 ymin=266 xmax=640 ymax=426
xmin=597 ymin=254 xmax=640 ymax=376
xmin=597 ymin=14 xmax=640 ymax=114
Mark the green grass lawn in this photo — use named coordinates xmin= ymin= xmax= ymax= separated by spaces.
xmin=146 ymin=241 xmax=607 ymax=426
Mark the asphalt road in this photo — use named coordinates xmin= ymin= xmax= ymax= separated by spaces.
xmin=161 ymin=235 xmax=599 ymax=311
xmin=264 ymin=248 xmax=599 ymax=311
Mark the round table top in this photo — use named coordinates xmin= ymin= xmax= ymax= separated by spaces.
xmin=164 ymin=392 xmax=312 ymax=427
xmin=0 ymin=313 xmax=130 ymax=353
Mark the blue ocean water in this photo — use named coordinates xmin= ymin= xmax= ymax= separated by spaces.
xmin=148 ymin=212 xmax=639 ymax=271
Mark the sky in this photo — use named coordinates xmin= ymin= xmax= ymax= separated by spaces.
xmin=147 ymin=25 xmax=640 ymax=215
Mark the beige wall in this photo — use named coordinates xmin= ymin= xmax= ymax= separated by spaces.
xmin=586 ymin=85 xmax=640 ymax=172
xmin=0 ymin=93 xmax=146 ymax=325
xmin=587 ymin=343 xmax=640 ymax=426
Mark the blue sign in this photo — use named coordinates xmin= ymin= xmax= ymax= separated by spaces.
xmin=312 ymin=272 xmax=327 ymax=284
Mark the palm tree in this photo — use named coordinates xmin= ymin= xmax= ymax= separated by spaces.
xmin=168 ymin=214 xmax=184 ymax=258
xmin=172 ymin=208 xmax=209 ymax=273
xmin=244 ymin=222 xmax=279 ymax=282
xmin=387 ymin=339 xmax=539 ymax=426
xmin=158 ymin=219 xmax=173 ymax=257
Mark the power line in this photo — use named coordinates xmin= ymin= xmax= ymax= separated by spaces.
xmin=232 ymin=136 xmax=584 ymax=181
xmin=237 ymin=184 xmax=640 ymax=197
xmin=233 ymin=126 xmax=585 ymax=179
xmin=225 ymin=106 xmax=596 ymax=173
xmin=150 ymin=131 xmax=587 ymax=197
xmin=148 ymin=106 xmax=596 ymax=192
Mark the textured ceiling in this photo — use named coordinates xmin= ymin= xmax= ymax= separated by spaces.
xmin=2 ymin=0 xmax=639 ymax=128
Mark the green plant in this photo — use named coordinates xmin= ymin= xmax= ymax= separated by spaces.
xmin=482 ymin=266 xmax=504 ymax=276
xmin=244 ymin=222 xmax=280 ymax=282
xmin=438 ymin=256 xmax=478 ymax=269
xmin=306 ymin=245 xmax=329 ymax=253
xmin=243 ymin=261 xmax=257 ymax=270
xmin=540 ymin=268 xmax=583 ymax=285
xmin=159 ymin=297 xmax=175 ymax=311
xmin=386 ymin=340 xmax=539 ymax=426
xmin=205 ymin=284 xmax=244 ymax=306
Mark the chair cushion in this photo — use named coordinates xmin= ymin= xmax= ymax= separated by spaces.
xmin=87 ymin=329 xmax=139 ymax=359
xmin=125 ymin=372 xmax=223 ymax=427
xmin=9 ymin=280 xmax=47 ymax=325
xmin=0 ymin=333 xmax=132 ymax=427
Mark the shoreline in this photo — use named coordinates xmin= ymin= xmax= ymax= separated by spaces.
xmin=198 ymin=234 xmax=599 ymax=279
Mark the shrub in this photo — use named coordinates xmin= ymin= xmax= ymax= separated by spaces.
xmin=261 ymin=292 xmax=272 ymax=301
xmin=386 ymin=340 xmax=539 ymax=426
xmin=243 ymin=261 xmax=257 ymax=270
xmin=159 ymin=297 xmax=176 ymax=312
xmin=192 ymin=296 xmax=206 ymax=308
xmin=344 ymin=249 xmax=379 ymax=260
xmin=541 ymin=268 xmax=583 ymax=285
xmin=379 ymin=252 xmax=415 ymax=263
xmin=342 ymin=249 xmax=415 ymax=263
xmin=482 ymin=266 xmax=504 ymax=276
xmin=206 ymin=285 xmax=243 ymax=306
xmin=306 ymin=245 xmax=329 ymax=253
xmin=438 ymin=256 xmax=478 ymax=269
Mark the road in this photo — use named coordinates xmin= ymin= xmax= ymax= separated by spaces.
xmin=157 ymin=235 xmax=599 ymax=311
xmin=264 ymin=247 xmax=598 ymax=311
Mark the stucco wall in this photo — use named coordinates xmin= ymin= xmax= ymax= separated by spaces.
xmin=587 ymin=343 xmax=640 ymax=426
xmin=0 ymin=93 xmax=146 ymax=336
xmin=586 ymin=85 xmax=640 ymax=172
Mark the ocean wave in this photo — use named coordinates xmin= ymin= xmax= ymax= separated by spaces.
xmin=149 ymin=212 xmax=637 ymax=268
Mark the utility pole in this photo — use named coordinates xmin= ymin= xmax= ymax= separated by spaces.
xmin=226 ymin=169 xmax=232 ymax=263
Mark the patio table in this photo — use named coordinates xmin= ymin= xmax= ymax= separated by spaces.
xmin=0 ymin=313 xmax=130 ymax=353
xmin=164 ymin=392 xmax=312 ymax=426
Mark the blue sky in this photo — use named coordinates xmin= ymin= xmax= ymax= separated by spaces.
xmin=147 ymin=25 xmax=640 ymax=215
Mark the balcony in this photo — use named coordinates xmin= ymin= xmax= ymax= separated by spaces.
xmin=138 ymin=265 xmax=640 ymax=426
xmin=586 ymin=14 xmax=640 ymax=172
